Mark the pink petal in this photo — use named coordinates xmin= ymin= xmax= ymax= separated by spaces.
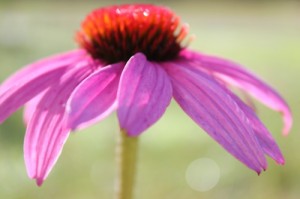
xmin=180 ymin=50 xmax=292 ymax=135
xmin=117 ymin=53 xmax=172 ymax=136
xmin=164 ymin=61 xmax=267 ymax=173
xmin=23 ymin=91 xmax=46 ymax=124
xmin=0 ymin=67 xmax=67 ymax=123
xmin=24 ymin=59 xmax=93 ymax=185
xmin=231 ymin=92 xmax=284 ymax=164
xmin=0 ymin=50 xmax=86 ymax=93
xmin=0 ymin=50 xmax=90 ymax=124
xmin=66 ymin=63 xmax=123 ymax=130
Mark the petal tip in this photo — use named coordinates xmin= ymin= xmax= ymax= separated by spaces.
xmin=36 ymin=178 xmax=44 ymax=187
xmin=282 ymin=124 xmax=292 ymax=136
xmin=256 ymin=171 xmax=261 ymax=176
xmin=276 ymin=158 xmax=285 ymax=165
xmin=254 ymin=165 xmax=267 ymax=175
xmin=256 ymin=168 xmax=265 ymax=176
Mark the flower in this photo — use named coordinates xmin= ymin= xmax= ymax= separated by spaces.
xmin=0 ymin=4 xmax=292 ymax=186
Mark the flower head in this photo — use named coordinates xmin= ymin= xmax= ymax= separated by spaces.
xmin=0 ymin=4 xmax=292 ymax=186
xmin=76 ymin=4 xmax=187 ymax=63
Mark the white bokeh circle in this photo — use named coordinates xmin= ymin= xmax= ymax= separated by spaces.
xmin=185 ymin=158 xmax=220 ymax=192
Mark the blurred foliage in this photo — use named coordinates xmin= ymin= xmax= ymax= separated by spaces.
xmin=0 ymin=0 xmax=300 ymax=199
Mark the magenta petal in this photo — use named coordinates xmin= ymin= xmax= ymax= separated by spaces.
xmin=164 ymin=61 xmax=267 ymax=173
xmin=24 ymin=60 xmax=92 ymax=185
xmin=0 ymin=67 xmax=67 ymax=123
xmin=0 ymin=50 xmax=86 ymax=93
xmin=23 ymin=91 xmax=45 ymax=124
xmin=0 ymin=50 xmax=89 ymax=124
xmin=117 ymin=53 xmax=172 ymax=136
xmin=181 ymin=50 xmax=292 ymax=135
xmin=66 ymin=63 xmax=123 ymax=130
xmin=232 ymin=92 xmax=284 ymax=164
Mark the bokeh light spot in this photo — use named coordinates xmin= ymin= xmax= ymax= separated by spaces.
xmin=185 ymin=158 xmax=220 ymax=192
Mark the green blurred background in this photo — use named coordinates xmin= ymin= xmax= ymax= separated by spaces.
xmin=0 ymin=0 xmax=299 ymax=198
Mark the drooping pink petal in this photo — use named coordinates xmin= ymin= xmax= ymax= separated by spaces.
xmin=0 ymin=50 xmax=86 ymax=93
xmin=180 ymin=50 xmax=292 ymax=135
xmin=164 ymin=61 xmax=267 ymax=173
xmin=66 ymin=63 xmax=124 ymax=131
xmin=0 ymin=67 xmax=67 ymax=123
xmin=0 ymin=50 xmax=90 ymax=124
xmin=24 ymin=59 xmax=93 ymax=185
xmin=230 ymin=91 xmax=284 ymax=165
xmin=117 ymin=53 xmax=172 ymax=136
xmin=23 ymin=91 xmax=46 ymax=125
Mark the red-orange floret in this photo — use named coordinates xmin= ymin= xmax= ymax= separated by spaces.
xmin=76 ymin=4 xmax=189 ymax=64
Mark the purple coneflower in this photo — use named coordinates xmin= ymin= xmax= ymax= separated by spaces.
xmin=0 ymin=4 xmax=292 ymax=186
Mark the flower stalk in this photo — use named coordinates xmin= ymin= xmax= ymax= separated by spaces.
xmin=115 ymin=129 xmax=139 ymax=199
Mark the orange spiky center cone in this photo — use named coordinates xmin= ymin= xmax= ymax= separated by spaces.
xmin=76 ymin=4 xmax=189 ymax=64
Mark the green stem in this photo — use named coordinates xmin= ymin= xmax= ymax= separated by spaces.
xmin=115 ymin=129 xmax=139 ymax=199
